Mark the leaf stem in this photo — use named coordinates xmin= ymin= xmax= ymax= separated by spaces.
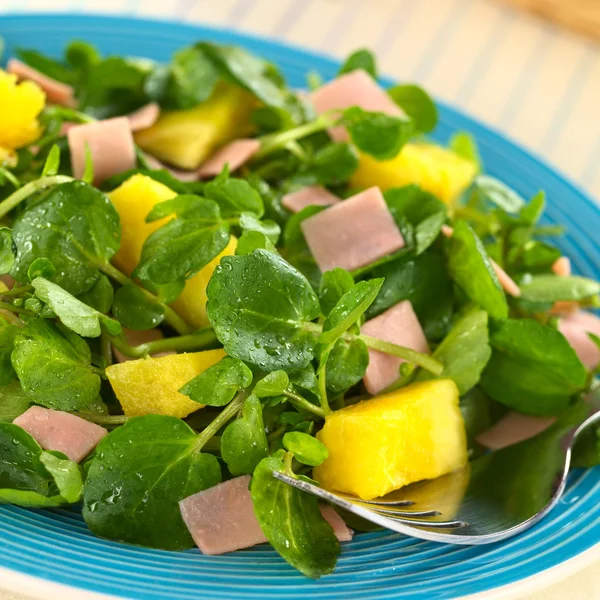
xmin=0 ymin=301 xmax=34 ymax=316
xmin=358 ymin=334 xmax=444 ymax=376
xmin=267 ymin=425 xmax=286 ymax=442
xmin=0 ymin=285 xmax=33 ymax=298
xmin=318 ymin=366 xmax=331 ymax=415
xmin=72 ymin=412 xmax=129 ymax=425
xmin=0 ymin=175 xmax=73 ymax=220
xmin=100 ymin=332 xmax=113 ymax=366
xmin=195 ymin=390 xmax=249 ymax=451
xmin=282 ymin=390 xmax=326 ymax=418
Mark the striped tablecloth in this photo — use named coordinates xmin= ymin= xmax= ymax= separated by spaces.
xmin=0 ymin=0 xmax=598 ymax=598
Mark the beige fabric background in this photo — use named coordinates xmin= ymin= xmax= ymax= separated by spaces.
xmin=0 ymin=0 xmax=599 ymax=598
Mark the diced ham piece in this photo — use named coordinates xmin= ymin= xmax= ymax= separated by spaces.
xmin=559 ymin=311 xmax=600 ymax=370
xmin=0 ymin=274 xmax=15 ymax=290
xmin=476 ymin=412 xmax=556 ymax=451
xmin=142 ymin=154 xmax=200 ymax=183
xmin=7 ymin=58 xmax=77 ymax=108
xmin=127 ymin=102 xmax=160 ymax=132
xmin=441 ymin=224 xmax=521 ymax=297
xmin=112 ymin=328 xmax=175 ymax=363
xmin=282 ymin=185 xmax=341 ymax=213
xmin=14 ymin=406 xmax=107 ymax=463
xmin=552 ymin=256 xmax=572 ymax=277
xmin=311 ymin=70 xmax=403 ymax=142
xmin=301 ymin=186 xmax=405 ymax=273
xmin=362 ymin=300 xmax=429 ymax=395
xmin=197 ymin=139 xmax=260 ymax=178
xmin=179 ymin=475 xmax=353 ymax=555
xmin=68 ymin=117 xmax=136 ymax=185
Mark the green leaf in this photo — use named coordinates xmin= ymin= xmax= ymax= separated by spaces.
xmin=239 ymin=212 xmax=281 ymax=244
xmin=83 ymin=415 xmax=221 ymax=550
xmin=449 ymin=131 xmax=481 ymax=170
xmin=180 ymin=357 xmax=253 ymax=406
xmin=474 ymin=175 xmax=525 ymax=213
xmin=251 ymin=455 xmax=339 ymax=578
xmin=41 ymin=145 xmax=61 ymax=177
xmin=325 ymin=337 xmax=369 ymax=394
xmin=307 ymin=143 xmax=359 ymax=185
xmin=77 ymin=274 xmax=114 ymax=314
xmin=519 ymin=190 xmax=546 ymax=226
xmin=447 ymin=221 xmax=508 ymax=320
xmin=134 ymin=200 xmax=230 ymax=287
xmin=0 ymin=382 xmax=32 ymax=423
xmin=204 ymin=177 xmax=264 ymax=219
xmin=221 ymin=395 xmax=269 ymax=476
xmin=481 ymin=318 xmax=588 ymax=416
xmin=319 ymin=268 xmax=355 ymax=316
xmin=206 ymin=251 xmax=321 ymax=371
xmin=65 ymin=40 xmax=101 ymax=72
xmin=283 ymin=432 xmax=328 ymax=466
xmin=32 ymin=277 xmax=120 ymax=338
xmin=112 ymin=284 xmax=164 ymax=331
xmin=236 ymin=231 xmax=278 ymax=255
xmin=16 ymin=48 xmax=74 ymax=83
xmin=343 ymin=106 xmax=413 ymax=160
xmin=253 ymin=371 xmax=290 ymax=398
xmin=519 ymin=275 xmax=600 ymax=303
xmin=417 ymin=307 xmax=491 ymax=395
xmin=0 ymin=228 xmax=15 ymax=275
xmin=39 ymin=452 xmax=83 ymax=504
xmin=11 ymin=181 xmax=121 ymax=296
xmin=27 ymin=257 xmax=56 ymax=281
xmin=0 ymin=321 xmax=18 ymax=386
xmin=11 ymin=319 xmax=101 ymax=411
xmin=338 ymin=49 xmax=377 ymax=78
xmin=387 ymin=84 xmax=438 ymax=133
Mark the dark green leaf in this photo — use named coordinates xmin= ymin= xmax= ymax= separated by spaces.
xmin=83 ymin=415 xmax=221 ymax=550
xmin=474 ymin=175 xmax=525 ymax=213
xmin=519 ymin=275 xmax=600 ymax=303
xmin=325 ymin=337 xmax=369 ymax=394
xmin=253 ymin=371 xmax=290 ymax=398
xmin=180 ymin=357 xmax=252 ymax=406
xmin=77 ymin=274 xmax=114 ymax=314
xmin=338 ymin=49 xmax=377 ymax=78
xmin=307 ymin=143 xmax=359 ymax=185
xmin=221 ymin=395 xmax=269 ymax=475
xmin=112 ymin=284 xmax=164 ymax=331
xmin=11 ymin=319 xmax=101 ymax=411
xmin=283 ymin=432 xmax=328 ymax=466
xmin=239 ymin=212 xmax=280 ymax=244
xmin=460 ymin=388 xmax=505 ymax=447
xmin=447 ymin=221 xmax=508 ymax=320
xmin=16 ymin=49 xmax=74 ymax=83
xmin=519 ymin=190 xmax=546 ymax=226
xmin=65 ymin=40 xmax=101 ymax=72
xmin=27 ymin=257 xmax=56 ymax=281
xmin=0 ymin=321 xmax=18 ymax=386
xmin=0 ymin=382 xmax=32 ymax=423
xmin=481 ymin=318 xmax=588 ymax=416
xmin=206 ymin=251 xmax=321 ymax=371
xmin=319 ymin=268 xmax=354 ymax=316
xmin=251 ymin=455 xmax=339 ymax=578
xmin=205 ymin=176 xmax=264 ymax=219
xmin=145 ymin=195 xmax=206 ymax=222
xmin=0 ymin=229 xmax=14 ymax=275
xmin=236 ymin=231 xmax=278 ymax=255
xmin=387 ymin=84 xmax=438 ymax=133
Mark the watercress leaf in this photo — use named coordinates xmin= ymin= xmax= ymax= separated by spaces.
xmin=65 ymin=40 xmax=101 ymax=72
xmin=516 ymin=241 xmax=561 ymax=271
xmin=204 ymin=177 xmax=264 ymax=219
xmin=0 ymin=228 xmax=15 ymax=275
xmin=338 ymin=48 xmax=377 ymax=78
xmin=474 ymin=175 xmax=525 ymax=213
xmin=0 ymin=321 xmax=18 ymax=386
xmin=145 ymin=195 xmax=207 ymax=222
xmin=325 ymin=337 xmax=369 ymax=394
xmin=16 ymin=48 xmax=74 ymax=83
xmin=289 ymin=365 xmax=320 ymax=400
xmin=367 ymin=251 xmax=454 ymax=341
xmin=447 ymin=221 xmax=508 ymax=320
xmin=77 ymin=274 xmax=114 ymax=314
xmin=481 ymin=318 xmax=588 ymax=416
xmin=11 ymin=319 xmax=101 ymax=411
xmin=239 ymin=212 xmax=281 ymax=244
xmin=519 ymin=190 xmax=546 ymax=226
xmin=27 ymin=257 xmax=56 ymax=281
xmin=103 ymin=168 xmax=194 ymax=195
xmin=207 ymin=250 xmax=321 ymax=371
xmin=387 ymin=84 xmax=438 ymax=134
xmin=251 ymin=455 xmax=340 ymax=578
xmin=449 ymin=131 xmax=481 ymax=170
xmin=180 ymin=357 xmax=253 ymax=407
xmin=253 ymin=371 xmax=290 ymax=398
xmin=236 ymin=230 xmax=278 ymax=255
xmin=283 ymin=431 xmax=328 ymax=466
xmin=221 ymin=395 xmax=269 ymax=476
xmin=41 ymin=144 xmax=61 ymax=177
xmin=83 ymin=415 xmax=221 ymax=550
xmin=112 ymin=284 xmax=164 ymax=331
xmin=519 ymin=275 xmax=600 ymax=303
xmin=417 ymin=307 xmax=491 ymax=395
xmin=0 ymin=382 xmax=32 ymax=423
xmin=307 ymin=143 xmax=359 ymax=185
xmin=39 ymin=452 xmax=83 ymax=504
xmin=343 ymin=106 xmax=413 ymax=160
xmin=11 ymin=181 xmax=121 ymax=296
xmin=319 ymin=268 xmax=354 ymax=316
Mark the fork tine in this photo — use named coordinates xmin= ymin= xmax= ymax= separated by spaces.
xmin=366 ymin=506 xmax=441 ymax=518
xmin=337 ymin=494 xmax=414 ymax=507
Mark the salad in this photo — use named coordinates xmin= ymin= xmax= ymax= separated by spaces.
xmin=0 ymin=39 xmax=599 ymax=579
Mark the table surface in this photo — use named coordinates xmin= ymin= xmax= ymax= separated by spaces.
xmin=0 ymin=0 xmax=599 ymax=598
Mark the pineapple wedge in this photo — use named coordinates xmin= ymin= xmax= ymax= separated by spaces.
xmin=314 ymin=379 xmax=468 ymax=500
xmin=106 ymin=349 xmax=226 ymax=418
xmin=135 ymin=83 xmax=257 ymax=170
xmin=350 ymin=143 xmax=478 ymax=205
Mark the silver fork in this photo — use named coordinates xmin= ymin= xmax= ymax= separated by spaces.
xmin=274 ymin=407 xmax=600 ymax=545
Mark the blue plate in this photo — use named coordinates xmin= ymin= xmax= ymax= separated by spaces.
xmin=1 ymin=13 xmax=599 ymax=600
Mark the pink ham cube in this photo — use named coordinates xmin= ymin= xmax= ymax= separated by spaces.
xmin=311 ymin=70 xmax=403 ymax=142
xmin=552 ymin=256 xmax=572 ymax=277
xmin=14 ymin=406 xmax=107 ymax=463
xmin=197 ymin=139 xmax=260 ymax=178
xmin=301 ymin=186 xmax=404 ymax=273
xmin=127 ymin=102 xmax=160 ymax=132
xmin=476 ymin=412 xmax=555 ymax=450
xmin=282 ymin=185 xmax=341 ymax=213
xmin=362 ymin=300 xmax=430 ymax=395
xmin=559 ymin=311 xmax=600 ymax=370
xmin=180 ymin=475 xmax=352 ymax=555
xmin=68 ymin=117 xmax=136 ymax=185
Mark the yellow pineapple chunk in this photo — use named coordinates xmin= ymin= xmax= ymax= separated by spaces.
xmin=313 ymin=380 xmax=467 ymax=500
xmin=350 ymin=143 xmax=477 ymax=205
xmin=108 ymin=174 xmax=236 ymax=329
xmin=106 ymin=349 xmax=226 ymax=418
xmin=134 ymin=83 xmax=257 ymax=170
